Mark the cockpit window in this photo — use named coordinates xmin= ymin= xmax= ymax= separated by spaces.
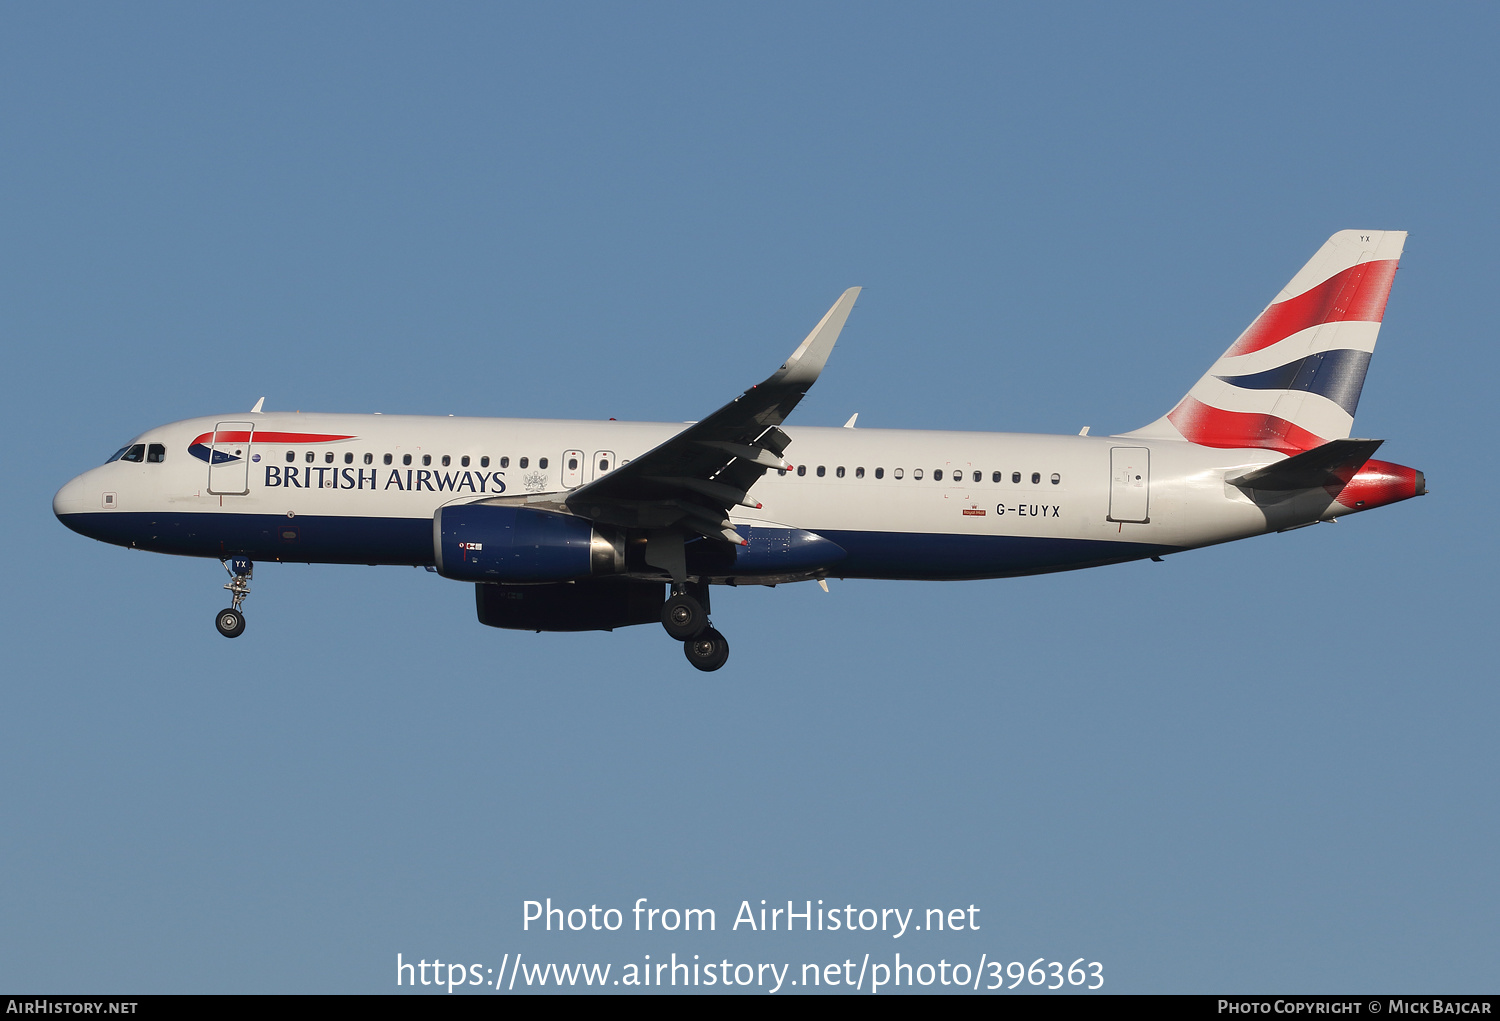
xmin=146 ymin=444 xmax=166 ymax=463
xmin=106 ymin=446 xmax=129 ymax=463
xmin=117 ymin=444 xmax=146 ymax=463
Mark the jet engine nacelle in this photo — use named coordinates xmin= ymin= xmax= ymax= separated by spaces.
xmin=434 ymin=504 xmax=624 ymax=582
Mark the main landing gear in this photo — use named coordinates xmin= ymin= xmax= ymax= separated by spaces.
xmin=684 ymin=627 xmax=730 ymax=672
xmin=215 ymin=557 xmax=252 ymax=638
xmin=662 ymin=582 xmax=729 ymax=672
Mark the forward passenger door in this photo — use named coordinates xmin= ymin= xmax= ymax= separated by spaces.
xmin=207 ymin=422 xmax=254 ymax=495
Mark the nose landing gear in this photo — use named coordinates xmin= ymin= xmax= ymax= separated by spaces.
xmin=215 ymin=557 xmax=252 ymax=638
xmin=663 ymin=582 xmax=729 ymax=671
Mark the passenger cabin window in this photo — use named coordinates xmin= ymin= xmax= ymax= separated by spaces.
xmin=384 ymin=454 xmax=393 ymax=465
xmin=519 ymin=457 xmax=529 ymax=469
xmin=836 ymin=466 xmax=845 ymax=478
xmin=1012 ymin=471 xmax=1021 ymax=484
xmin=344 ymin=452 xmax=353 ymax=464
xmin=934 ymin=469 xmax=943 ymax=481
xmin=1051 ymin=473 xmax=1061 ymax=485
xmin=499 ymin=456 xmax=508 ymax=468
xmin=305 ymin=451 xmax=315 ymax=463
xmin=539 ymin=457 xmax=548 ymax=469
xmin=816 ymin=466 xmax=826 ymax=477
xmin=894 ymin=468 xmax=903 ymax=479
xmin=480 ymin=456 xmax=489 ymax=468
xmin=855 ymin=467 xmax=864 ymax=479
xmin=364 ymin=453 xmax=373 ymax=465
xmin=992 ymin=471 xmax=1002 ymax=482
xmin=285 ymin=450 xmax=295 ymax=463
xmin=422 ymin=454 xmax=431 ymax=466
xmin=914 ymin=468 xmax=924 ymax=480
xmin=441 ymin=455 xmax=451 ymax=467
xmin=147 ymin=444 xmax=166 ymax=463
xmin=461 ymin=455 xmax=470 ymax=467
xmin=599 ymin=458 xmax=610 ymax=471
xmin=402 ymin=454 xmax=412 ymax=466
xmin=797 ymin=465 xmax=806 ymax=476
xmin=325 ymin=451 xmax=334 ymax=463
xmin=875 ymin=468 xmax=884 ymax=479
xmin=1031 ymin=472 xmax=1041 ymax=484
xmin=972 ymin=471 xmax=981 ymax=483
xmin=568 ymin=457 xmax=578 ymax=470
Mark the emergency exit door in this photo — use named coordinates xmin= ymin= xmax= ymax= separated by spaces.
xmin=1107 ymin=446 xmax=1150 ymax=523
xmin=561 ymin=450 xmax=584 ymax=488
xmin=590 ymin=451 xmax=616 ymax=481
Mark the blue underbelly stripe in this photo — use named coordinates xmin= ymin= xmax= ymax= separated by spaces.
xmin=57 ymin=511 xmax=435 ymax=565
xmin=816 ymin=529 xmax=1174 ymax=579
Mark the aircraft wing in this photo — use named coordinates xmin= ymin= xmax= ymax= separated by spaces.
xmin=563 ymin=287 xmax=861 ymax=542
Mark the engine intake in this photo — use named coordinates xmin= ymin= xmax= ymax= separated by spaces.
xmin=434 ymin=504 xmax=623 ymax=582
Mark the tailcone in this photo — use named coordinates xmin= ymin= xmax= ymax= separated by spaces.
xmin=1332 ymin=459 xmax=1424 ymax=512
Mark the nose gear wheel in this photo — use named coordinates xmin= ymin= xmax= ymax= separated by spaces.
xmin=216 ymin=608 xmax=246 ymax=638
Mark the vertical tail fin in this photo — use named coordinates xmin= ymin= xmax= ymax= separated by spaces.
xmin=1128 ymin=230 xmax=1406 ymax=454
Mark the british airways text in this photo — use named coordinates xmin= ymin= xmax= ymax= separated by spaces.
xmin=263 ymin=467 xmax=507 ymax=493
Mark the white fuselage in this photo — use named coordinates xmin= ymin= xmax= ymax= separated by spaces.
xmin=53 ymin=410 xmax=1331 ymax=581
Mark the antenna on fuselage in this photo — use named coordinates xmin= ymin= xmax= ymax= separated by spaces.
xmin=250 ymin=397 xmax=266 ymax=414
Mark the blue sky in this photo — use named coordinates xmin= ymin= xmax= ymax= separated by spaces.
xmin=2 ymin=3 xmax=1496 ymax=993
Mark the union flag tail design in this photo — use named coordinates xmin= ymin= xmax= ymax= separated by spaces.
xmin=1129 ymin=230 xmax=1406 ymax=454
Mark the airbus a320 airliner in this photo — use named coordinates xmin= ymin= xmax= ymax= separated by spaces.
xmin=54 ymin=231 xmax=1424 ymax=671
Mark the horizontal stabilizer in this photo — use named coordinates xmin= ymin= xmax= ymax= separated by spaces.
xmin=1227 ymin=438 xmax=1384 ymax=491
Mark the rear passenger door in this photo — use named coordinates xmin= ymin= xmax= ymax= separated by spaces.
xmin=1107 ymin=446 xmax=1150 ymax=523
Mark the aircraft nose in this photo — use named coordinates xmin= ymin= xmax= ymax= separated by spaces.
xmin=53 ymin=471 xmax=98 ymax=531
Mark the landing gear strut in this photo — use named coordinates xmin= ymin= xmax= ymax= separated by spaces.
xmin=216 ymin=557 xmax=251 ymax=638
xmin=663 ymin=581 xmax=729 ymax=671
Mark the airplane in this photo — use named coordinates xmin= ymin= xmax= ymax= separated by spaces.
xmin=53 ymin=230 xmax=1424 ymax=672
